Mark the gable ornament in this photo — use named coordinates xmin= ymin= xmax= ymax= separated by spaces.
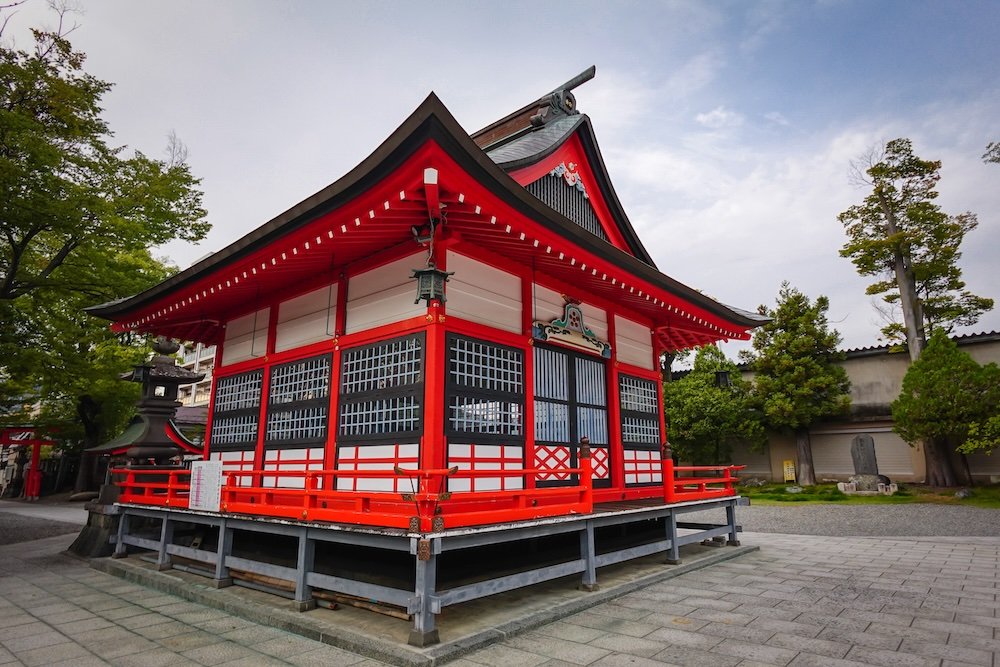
xmin=532 ymin=296 xmax=611 ymax=358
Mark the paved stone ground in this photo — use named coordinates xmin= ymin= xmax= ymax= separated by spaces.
xmin=1 ymin=500 xmax=998 ymax=666
xmin=453 ymin=533 xmax=1000 ymax=667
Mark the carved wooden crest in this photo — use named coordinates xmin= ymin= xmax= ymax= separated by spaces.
xmin=532 ymin=296 xmax=611 ymax=358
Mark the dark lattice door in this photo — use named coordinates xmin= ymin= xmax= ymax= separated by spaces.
xmin=533 ymin=346 xmax=610 ymax=487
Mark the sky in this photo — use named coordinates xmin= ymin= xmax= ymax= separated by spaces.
xmin=5 ymin=0 xmax=999 ymax=357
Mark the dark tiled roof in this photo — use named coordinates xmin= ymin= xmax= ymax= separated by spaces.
xmin=485 ymin=116 xmax=582 ymax=166
xmin=842 ymin=330 xmax=1000 ymax=359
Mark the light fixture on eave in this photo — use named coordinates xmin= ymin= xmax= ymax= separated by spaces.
xmin=411 ymin=167 xmax=453 ymax=305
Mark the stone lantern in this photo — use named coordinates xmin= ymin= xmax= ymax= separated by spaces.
xmin=123 ymin=336 xmax=205 ymax=466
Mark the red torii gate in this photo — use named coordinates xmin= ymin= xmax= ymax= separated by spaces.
xmin=0 ymin=426 xmax=54 ymax=501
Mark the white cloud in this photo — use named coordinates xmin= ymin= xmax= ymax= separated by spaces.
xmin=764 ymin=111 xmax=790 ymax=126
xmin=695 ymin=106 xmax=745 ymax=129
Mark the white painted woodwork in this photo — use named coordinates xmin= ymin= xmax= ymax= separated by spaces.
xmin=345 ymin=253 xmax=426 ymax=334
xmin=275 ymin=284 xmax=338 ymax=352
xmin=623 ymin=448 xmax=662 ymax=485
xmin=448 ymin=443 xmax=524 ymax=492
xmin=532 ymin=284 xmax=609 ymax=342
xmin=211 ymin=450 xmax=255 ymax=487
xmin=336 ymin=443 xmax=419 ymax=492
xmin=222 ymin=307 xmax=270 ymax=366
xmin=614 ymin=314 xmax=654 ymax=370
xmin=445 ymin=252 xmax=522 ymax=333
xmin=261 ymin=447 xmax=325 ymax=488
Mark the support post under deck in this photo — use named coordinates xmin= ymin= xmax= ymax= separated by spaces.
xmin=665 ymin=511 xmax=680 ymax=565
xmin=726 ymin=501 xmax=740 ymax=546
xmin=156 ymin=516 xmax=174 ymax=571
xmin=112 ymin=512 xmax=129 ymax=558
xmin=579 ymin=523 xmax=599 ymax=591
xmin=212 ymin=518 xmax=234 ymax=588
xmin=294 ymin=532 xmax=316 ymax=611
xmin=409 ymin=538 xmax=440 ymax=647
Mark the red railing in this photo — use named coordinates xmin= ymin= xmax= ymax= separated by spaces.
xmin=112 ymin=450 xmax=743 ymax=531
xmin=114 ymin=468 xmax=192 ymax=507
xmin=661 ymin=458 xmax=745 ymax=503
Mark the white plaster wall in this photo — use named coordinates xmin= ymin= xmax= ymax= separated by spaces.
xmin=445 ymin=252 xmax=521 ymax=333
xmin=614 ymin=314 xmax=654 ymax=370
xmin=275 ymin=284 xmax=338 ymax=352
xmin=345 ymin=254 xmax=426 ymax=334
xmin=222 ymin=307 xmax=270 ymax=366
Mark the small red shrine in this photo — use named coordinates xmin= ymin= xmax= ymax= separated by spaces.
xmin=87 ymin=69 xmax=766 ymax=646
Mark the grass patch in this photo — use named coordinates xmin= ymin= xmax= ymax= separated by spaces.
xmin=737 ymin=482 xmax=1000 ymax=508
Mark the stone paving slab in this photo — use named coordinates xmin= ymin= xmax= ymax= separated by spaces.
xmin=1 ymin=523 xmax=999 ymax=666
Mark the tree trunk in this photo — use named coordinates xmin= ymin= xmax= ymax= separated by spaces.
xmin=795 ymin=428 xmax=816 ymax=486
xmin=923 ymin=437 xmax=958 ymax=487
xmin=959 ymin=452 xmax=974 ymax=487
xmin=876 ymin=190 xmax=926 ymax=362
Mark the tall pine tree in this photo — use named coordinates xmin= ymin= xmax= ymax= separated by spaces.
xmin=838 ymin=139 xmax=993 ymax=485
xmin=744 ymin=283 xmax=851 ymax=486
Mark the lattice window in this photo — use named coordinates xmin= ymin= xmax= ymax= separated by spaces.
xmin=620 ymin=374 xmax=660 ymax=446
xmin=449 ymin=397 xmax=522 ymax=435
xmin=341 ymin=336 xmax=422 ymax=394
xmin=265 ymin=354 xmax=331 ymax=446
xmin=338 ymin=334 xmax=424 ymax=443
xmin=449 ymin=337 xmax=522 ymax=394
xmin=339 ymin=397 xmax=420 ymax=437
xmin=215 ymin=372 xmax=263 ymax=412
xmin=210 ymin=370 xmax=263 ymax=449
xmin=446 ymin=335 xmax=524 ymax=443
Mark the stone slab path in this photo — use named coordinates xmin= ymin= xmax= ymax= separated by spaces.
xmin=0 ymin=506 xmax=997 ymax=666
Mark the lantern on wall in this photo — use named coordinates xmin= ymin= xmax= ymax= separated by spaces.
xmin=411 ymin=262 xmax=453 ymax=305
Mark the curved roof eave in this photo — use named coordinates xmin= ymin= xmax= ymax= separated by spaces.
xmin=88 ymin=93 xmax=762 ymax=330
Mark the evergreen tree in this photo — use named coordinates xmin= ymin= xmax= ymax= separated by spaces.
xmin=984 ymin=142 xmax=1000 ymax=165
xmin=663 ymin=345 xmax=765 ymax=465
xmin=893 ymin=330 xmax=1000 ymax=472
xmin=745 ymin=283 xmax=851 ymax=486
xmin=838 ymin=138 xmax=993 ymax=485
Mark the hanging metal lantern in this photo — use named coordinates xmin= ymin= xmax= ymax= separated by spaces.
xmin=411 ymin=263 xmax=454 ymax=305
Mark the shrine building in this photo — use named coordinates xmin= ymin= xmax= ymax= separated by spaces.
xmin=86 ymin=68 xmax=767 ymax=646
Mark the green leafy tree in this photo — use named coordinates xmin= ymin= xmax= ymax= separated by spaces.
xmin=963 ymin=416 xmax=1000 ymax=455
xmin=838 ymin=138 xmax=993 ymax=485
xmin=744 ymin=283 xmax=851 ymax=486
xmin=663 ymin=345 xmax=765 ymax=465
xmin=892 ymin=330 xmax=1000 ymax=482
xmin=0 ymin=10 xmax=209 ymax=454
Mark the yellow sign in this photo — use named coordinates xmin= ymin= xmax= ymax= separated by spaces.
xmin=782 ymin=460 xmax=796 ymax=483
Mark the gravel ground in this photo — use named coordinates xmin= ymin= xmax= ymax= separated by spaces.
xmin=0 ymin=512 xmax=82 ymax=545
xmin=730 ymin=502 xmax=1000 ymax=537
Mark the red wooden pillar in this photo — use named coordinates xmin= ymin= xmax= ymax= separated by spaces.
xmin=25 ymin=441 xmax=43 ymax=501
xmin=606 ymin=314 xmax=625 ymax=492
xmin=521 ymin=271 xmax=536 ymax=490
